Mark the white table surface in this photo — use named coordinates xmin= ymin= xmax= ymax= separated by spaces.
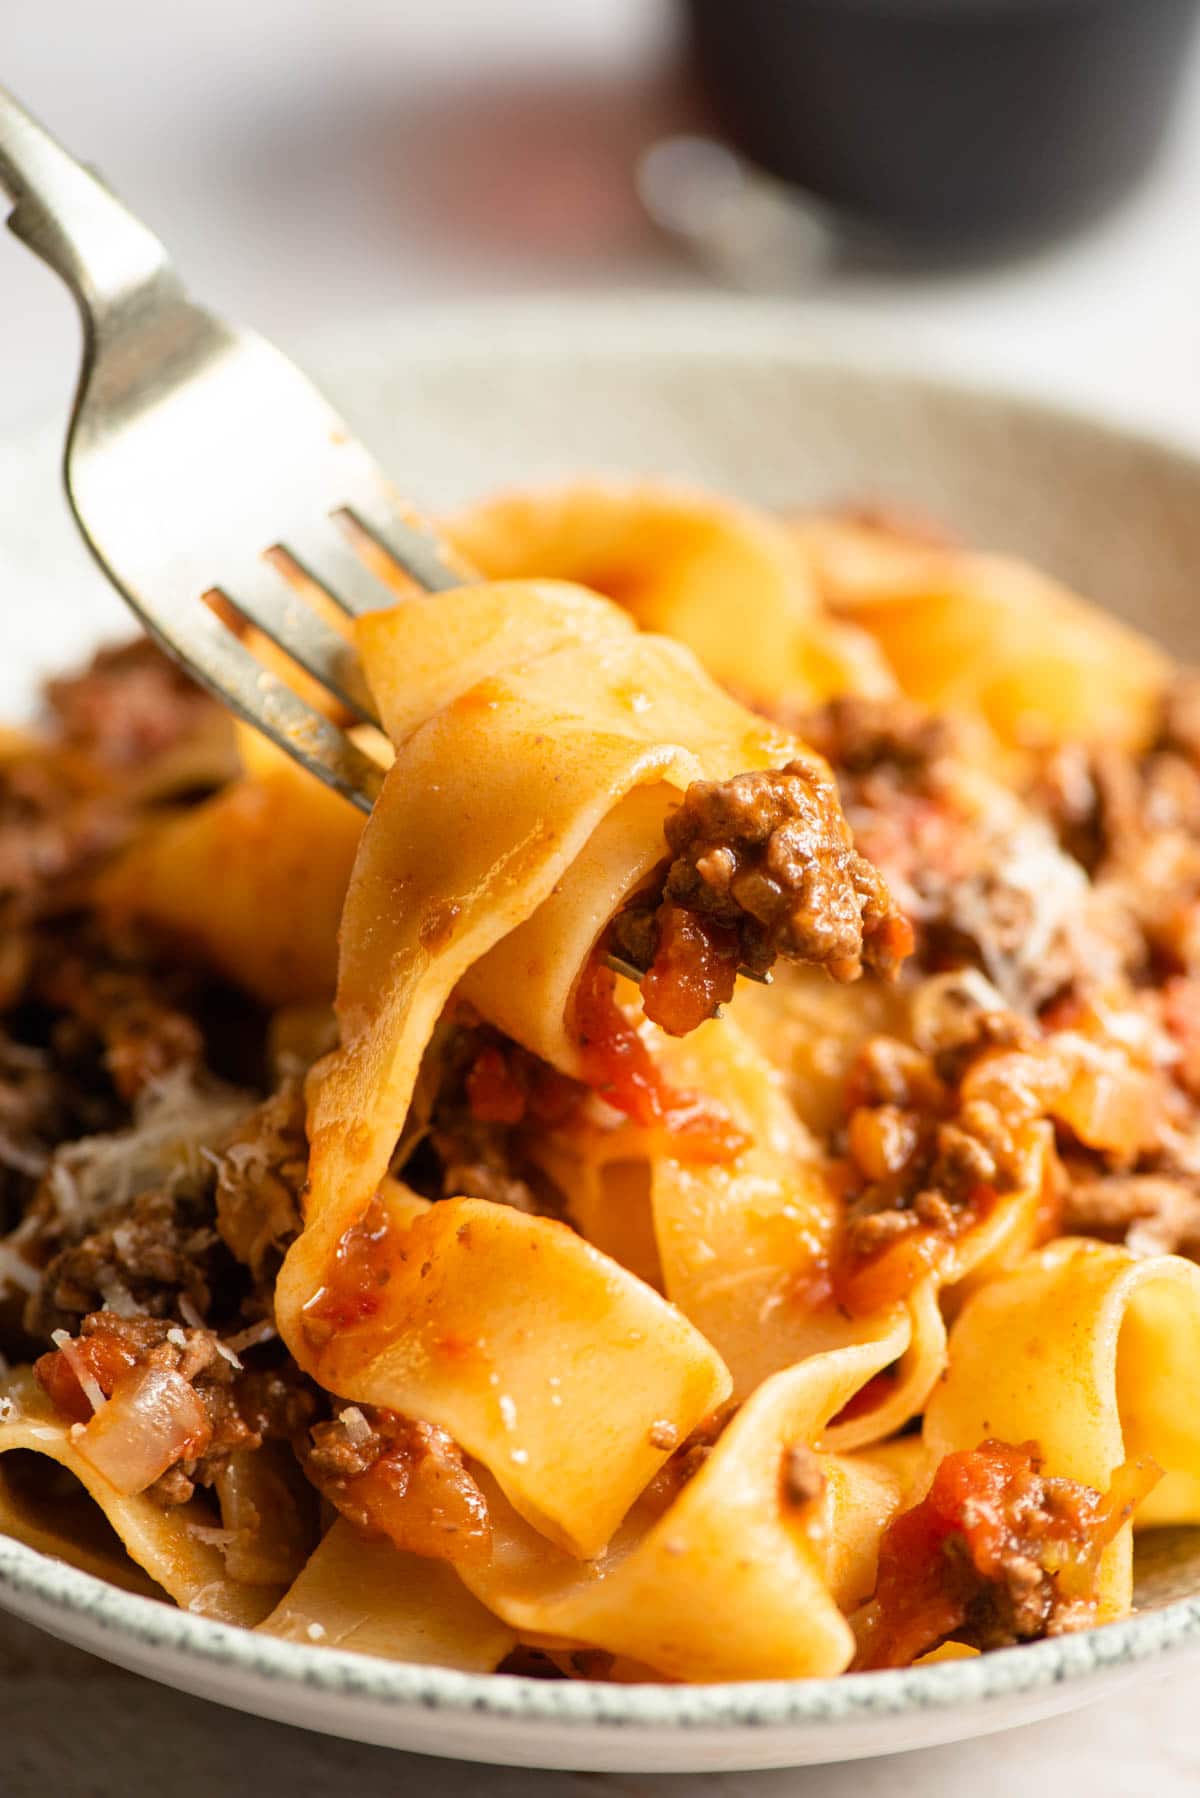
xmin=3 ymin=2 xmax=1200 ymax=1791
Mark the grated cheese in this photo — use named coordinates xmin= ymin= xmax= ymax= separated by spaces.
xmin=177 ymin=1294 xmax=205 ymax=1331
xmin=338 ymin=1406 xmax=371 ymax=1447
xmin=34 ymin=1066 xmax=254 ymax=1238
xmin=0 ymin=1244 xmax=41 ymax=1296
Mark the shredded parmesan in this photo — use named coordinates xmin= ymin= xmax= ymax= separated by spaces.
xmin=34 ymin=1066 xmax=254 ymax=1238
xmin=166 ymin=1327 xmax=188 ymax=1349
xmin=339 ymin=1406 xmax=372 ymax=1447
xmin=187 ymin=1523 xmax=238 ymax=1548
xmin=50 ymin=1329 xmax=107 ymax=1415
xmin=185 ymin=1582 xmax=229 ymax=1614
xmin=0 ymin=1132 xmax=48 ymax=1178
xmin=101 ymin=1279 xmax=140 ymax=1319
xmin=224 ymin=1320 xmax=277 ymax=1354
xmin=0 ymin=1244 xmax=41 ymax=1295
xmin=177 ymin=1294 xmax=205 ymax=1331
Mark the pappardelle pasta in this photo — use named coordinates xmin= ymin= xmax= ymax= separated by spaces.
xmin=0 ymin=479 xmax=1196 ymax=1682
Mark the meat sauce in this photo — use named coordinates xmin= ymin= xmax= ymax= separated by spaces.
xmin=34 ymin=1322 xmax=141 ymax=1425
xmin=304 ymin=1405 xmax=491 ymax=1565
xmin=303 ymin=1195 xmax=397 ymax=1336
xmin=854 ymin=1440 xmax=1160 ymax=1668
xmin=574 ymin=956 xmax=749 ymax=1163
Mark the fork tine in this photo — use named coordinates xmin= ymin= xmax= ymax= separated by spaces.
xmin=277 ymin=525 xmax=418 ymax=622
xmin=127 ymin=594 xmax=384 ymax=812
xmin=339 ymin=499 xmax=466 ymax=597
xmin=211 ymin=563 xmax=380 ymax=724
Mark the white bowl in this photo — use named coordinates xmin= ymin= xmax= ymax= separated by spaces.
xmin=4 ymin=295 xmax=1200 ymax=1773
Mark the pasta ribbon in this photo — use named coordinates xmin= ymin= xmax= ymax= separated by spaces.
xmin=794 ymin=515 xmax=1168 ymax=758
xmin=924 ymin=1239 xmax=1200 ymax=1616
xmin=449 ymin=482 xmax=895 ymax=705
xmin=297 ymin=1195 xmax=731 ymax=1558
xmin=258 ymin=1518 xmax=515 ymax=1670
xmin=99 ymin=726 xmax=365 ymax=1006
xmin=459 ymin=1317 xmax=912 ymax=1681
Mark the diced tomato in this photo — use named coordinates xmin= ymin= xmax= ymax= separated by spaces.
xmin=854 ymin=1439 xmax=1160 ymax=1669
xmin=575 ymin=956 xmax=748 ymax=1164
xmin=34 ymin=1326 xmax=142 ymax=1425
xmin=638 ymin=903 xmax=739 ymax=1038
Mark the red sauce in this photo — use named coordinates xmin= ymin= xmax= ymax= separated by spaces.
xmin=319 ymin=1415 xmax=492 ymax=1567
xmin=34 ymin=1325 xmax=142 ymax=1425
xmin=305 ymin=1196 xmax=400 ymax=1335
xmin=465 ymin=1038 xmax=582 ymax=1130
xmin=639 ymin=902 xmax=740 ymax=1038
xmin=855 ymin=1439 xmax=1159 ymax=1669
xmin=466 ymin=1045 xmax=527 ymax=1125
xmin=575 ymin=956 xmax=749 ymax=1163
xmin=832 ymin=1217 xmax=955 ymax=1318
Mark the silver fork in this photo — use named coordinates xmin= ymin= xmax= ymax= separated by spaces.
xmin=0 ymin=89 xmax=769 ymax=992
xmin=0 ymin=87 xmax=465 ymax=814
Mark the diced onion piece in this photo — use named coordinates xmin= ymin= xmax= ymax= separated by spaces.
xmin=74 ymin=1362 xmax=210 ymax=1495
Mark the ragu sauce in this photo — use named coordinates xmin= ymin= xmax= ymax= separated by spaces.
xmin=574 ymin=954 xmax=749 ymax=1164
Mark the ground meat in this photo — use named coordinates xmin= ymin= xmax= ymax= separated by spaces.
xmin=303 ymin=1404 xmax=491 ymax=1564
xmin=795 ymin=696 xmax=1119 ymax=1010
xmin=1033 ymin=678 xmax=1200 ymax=988
xmin=616 ymin=756 xmax=911 ymax=1037
xmin=1040 ymin=739 xmax=1200 ymax=881
xmin=24 ymin=1180 xmax=233 ymax=1338
xmin=838 ymin=1019 xmax=1032 ymax=1272
xmin=798 ymin=693 xmax=958 ymax=780
xmin=854 ymin=1439 xmax=1156 ymax=1668
xmin=1061 ymin=1171 xmax=1200 ymax=1259
xmin=45 ymin=639 xmax=222 ymax=772
xmin=428 ymin=1117 xmax=543 ymax=1212
xmin=0 ymin=1031 xmax=121 ymax=1232
xmin=215 ymin=1077 xmax=309 ymax=1294
xmin=663 ymin=762 xmax=909 ymax=983
xmin=397 ymin=1027 xmax=575 ymax=1214
xmin=34 ymin=930 xmax=204 ymax=1104
xmin=0 ymin=753 xmax=129 ymax=933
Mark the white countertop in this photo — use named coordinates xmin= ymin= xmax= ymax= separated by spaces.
xmin=3 ymin=3 xmax=1200 ymax=1791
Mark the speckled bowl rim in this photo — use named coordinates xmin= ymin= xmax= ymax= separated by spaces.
xmin=5 ymin=292 xmax=1200 ymax=1737
xmin=3 ymin=1529 xmax=1200 ymax=1730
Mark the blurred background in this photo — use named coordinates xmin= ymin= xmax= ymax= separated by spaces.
xmin=2 ymin=0 xmax=1200 ymax=438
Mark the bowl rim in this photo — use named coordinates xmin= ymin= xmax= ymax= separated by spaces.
xmin=7 ymin=290 xmax=1200 ymax=1734
xmin=3 ymin=1528 xmax=1200 ymax=1730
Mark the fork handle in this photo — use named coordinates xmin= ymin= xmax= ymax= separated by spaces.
xmin=0 ymin=87 xmax=175 ymax=318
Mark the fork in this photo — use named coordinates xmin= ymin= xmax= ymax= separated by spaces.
xmin=0 ymin=89 xmax=771 ymax=992
xmin=0 ymin=86 xmax=467 ymax=814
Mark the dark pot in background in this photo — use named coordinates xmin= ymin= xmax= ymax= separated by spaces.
xmin=683 ymin=0 xmax=1200 ymax=255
